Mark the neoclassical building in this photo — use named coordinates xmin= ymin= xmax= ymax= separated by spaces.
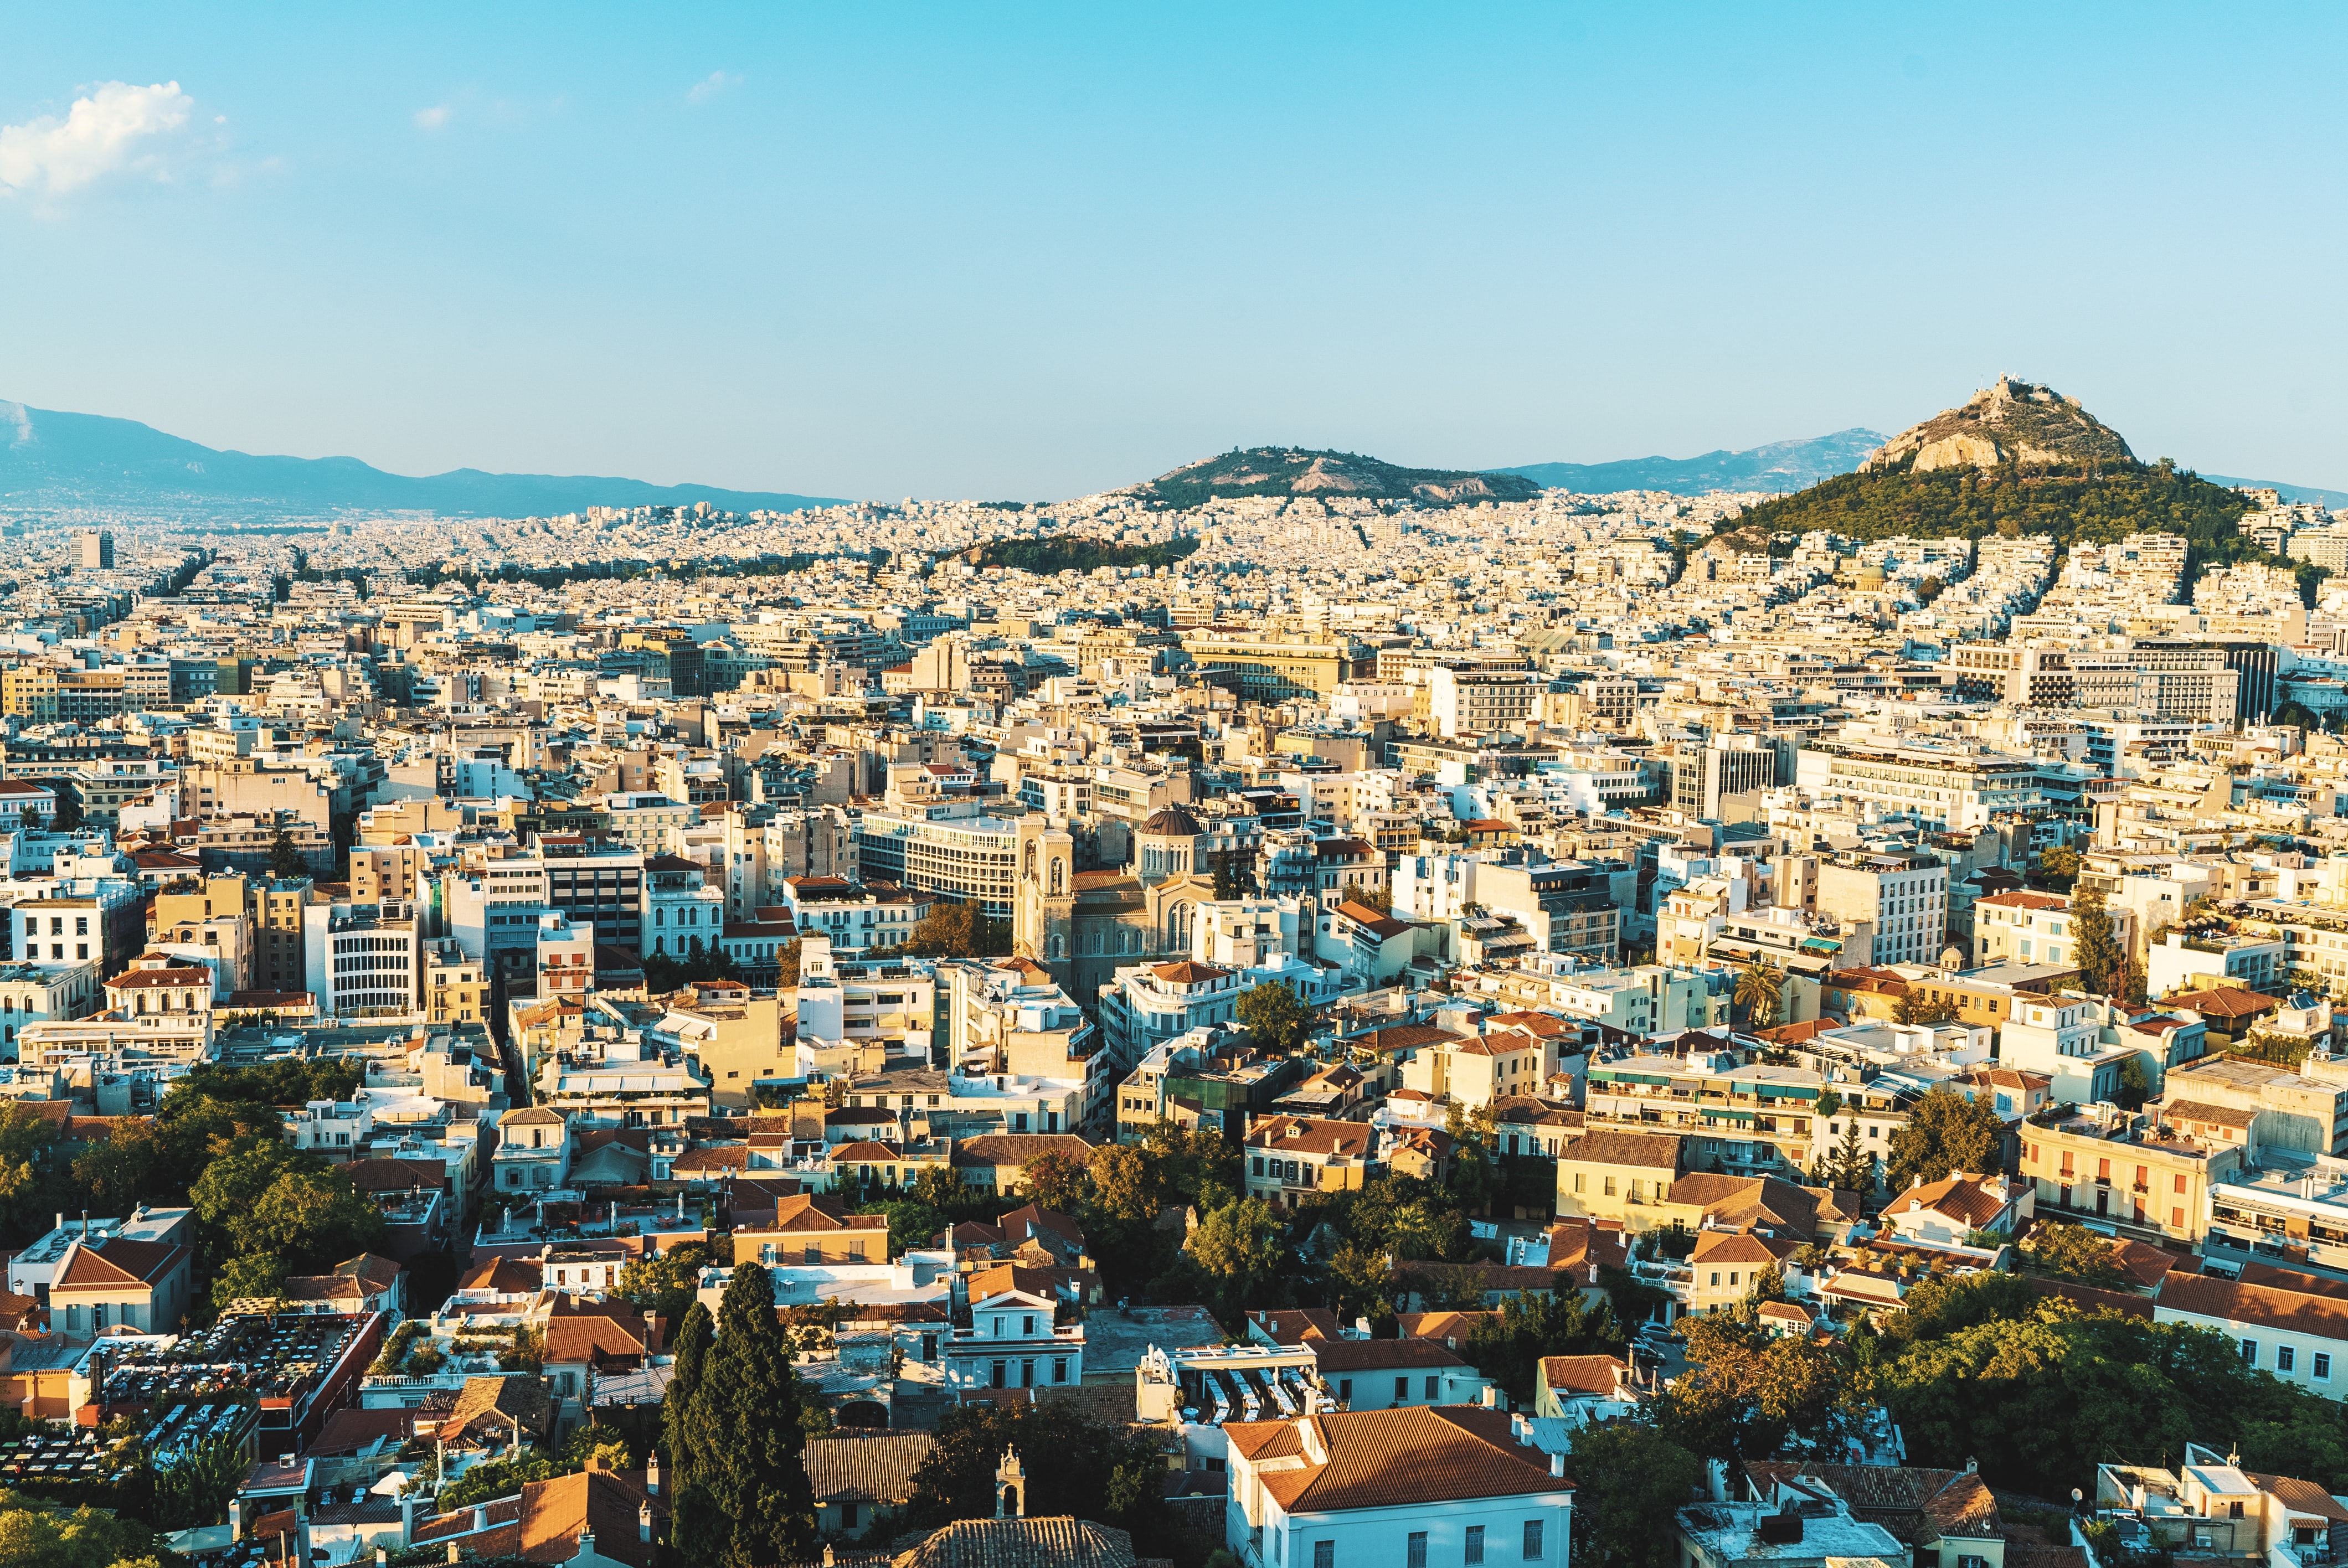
xmin=1013 ymin=813 xmax=1214 ymax=1036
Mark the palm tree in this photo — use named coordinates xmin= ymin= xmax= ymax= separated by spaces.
xmin=1733 ymin=958 xmax=1784 ymax=1030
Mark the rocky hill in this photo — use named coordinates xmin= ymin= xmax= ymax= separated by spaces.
xmin=1862 ymin=375 xmax=2133 ymax=473
xmin=1130 ymin=447 xmax=1542 ymax=509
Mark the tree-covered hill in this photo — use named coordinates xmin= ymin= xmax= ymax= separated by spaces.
xmin=1722 ymin=457 xmax=2325 ymax=601
xmin=1729 ymin=458 xmax=2248 ymax=548
xmin=1131 ymin=447 xmax=1542 ymax=509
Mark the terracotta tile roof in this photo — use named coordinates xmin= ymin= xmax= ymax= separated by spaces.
xmin=1539 ymin=1354 xmax=1628 ymax=1396
xmin=1979 ymin=891 xmax=2069 ymax=910
xmin=894 ymin=1517 xmax=1139 ymax=1568
xmin=2248 ymin=1472 xmax=2348 ymax=1523
xmin=2162 ymin=1098 xmax=2256 ymax=1129
xmin=1893 ymin=1172 xmax=2019 ymax=1229
xmin=1244 ymin=1116 xmax=1373 ymax=1160
xmin=2164 ymin=986 xmax=2282 ymax=1018
xmin=744 ymin=1194 xmax=883 ymax=1234
xmin=1227 ymin=1406 xmax=1569 ymax=1512
xmin=516 ymin=1466 xmax=668 ymax=1567
xmin=2158 ymin=1272 xmax=2348 ymax=1339
xmin=671 ymin=1146 xmax=750 ymax=1172
xmin=307 ymin=1406 xmax=414 ymax=1456
xmin=1251 ymin=1307 xmax=1344 ymax=1344
xmin=1148 ymin=961 xmax=1232 ymax=984
xmin=1309 ymin=1337 xmax=1466 ymax=1374
xmin=802 ymin=1431 xmax=936 ymax=1505
xmin=1690 ymin=1230 xmax=1798 ymax=1267
xmin=437 ymin=1375 xmax=553 ymax=1443
xmin=952 ymin=1133 xmax=1095 ymax=1168
xmin=1396 ymin=1309 xmax=1495 ymax=1343
xmin=344 ymin=1156 xmax=448 ymax=1193
xmin=460 ymin=1257 xmax=544 ymax=1293
xmin=54 ymin=1237 xmax=184 ymax=1291
xmin=1562 ymin=1128 xmax=1682 ymax=1171
xmin=544 ymin=1312 xmax=655 ymax=1368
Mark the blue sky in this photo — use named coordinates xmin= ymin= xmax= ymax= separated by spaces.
xmin=3 ymin=4 xmax=2344 ymax=501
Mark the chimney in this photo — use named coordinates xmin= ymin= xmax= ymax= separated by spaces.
xmin=646 ymin=1450 xmax=661 ymax=1494
xmin=401 ymin=1493 xmax=418 ymax=1545
xmin=1481 ymin=1385 xmax=1499 ymax=1408
xmin=640 ymin=1502 xmax=654 ymax=1543
xmin=473 ymin=1504 xmax=488 ymax=1533
xmin=1551 ymin=1451 xmax=1566 ymax=1479
xmin=1295 ymin=1416 xmax=1326 ymax=1465
xmin=575 ymin=1532 xmax=594 ymax=1562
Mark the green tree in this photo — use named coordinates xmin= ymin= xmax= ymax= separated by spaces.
xmin=1461 ymin=1288 xmax=1626 ymax=1404
xmin=621 ymin=1240 xmax=715 ymax=1325
xmin=47 ymin=788 xmax=83 ymax=833
xmin=2114 ymin=1055 xmax=2151 ymax=1110
xmin=902 ymin=902 xmax=1012 ymax=959
xmin=910 ymin=1163 xmax=968 ymax=1211
xmin=1894 ymin=992 xmax=1960 ymax=1027
xmin=1884 ymin=1087 xmax=2005 ymax=1190
xmin=1017 ymin=1149 xmax=1089 ymax=1213
xmin=1235 ymin=980 xmax=1315 ymax=1055
xmin=1829 ymin=1115 xmax=1873 ymax=1193
xmin=2068 ymin=885 xmax=2125 ymax=996
xmin=1732 ymin=960 xmax=1784 ymax=1030
xmin=1183 ymin=1196 xmax=1289 ymax=1321
xmin=670 ymin=1262 xmax=817 ymax=1566
xmin=210 ymin=1251 xmax=287 ymax=1313
xmin=863 ymin=1200 xmax=949 ymax=1258
xmin=1654 ymin=1309 xmax=1866 ymax=1463
xmin=2035 ymin=844 xmax=2082 ymax=890
xmin=1566 ymin=1423 xmax=1703 ymax=1568
xmin=267 ymin=826 xmax=307 ymax=879
xmin=146 ymin=1434 xmax=250 ymax=1530
xmin=906 ymin=1395 xmax=1169 ymax=1535
xmin=1444 ymin=1101 xmax=1505 ymax=1215
xmin=2020 ymin=1222 xmax=2125 ymax=1288
xmin=663 ymin=1302 xmax=715 ymax=1497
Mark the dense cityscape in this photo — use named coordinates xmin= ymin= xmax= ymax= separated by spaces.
xmin=0 ymin=376 xmax=2342 ymax=1568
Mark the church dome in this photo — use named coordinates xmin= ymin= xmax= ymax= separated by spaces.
xmin=1139 ymin=805 xmax=1203 ymax=838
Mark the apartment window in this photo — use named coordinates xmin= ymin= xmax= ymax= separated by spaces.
xmin=1023 ymin=1314 xmax=1037 ymax=1336
xmin=2174 ymin=1173 xmax=2187 ymax=1194
xmin=1466 ymin=1527 xmax=1486 ymax=1566
xmin=2242 ymin=1339 xmax=2258 ymax=1366
xmin=991 ymin=1360 xmax=1006 ymax=1388
xmin=2280 ymin=1347 xmax=2297 ymax=1373
xmin=1603 ymin=1177 xmax=1617 ymax=1197
xmin=1054 ymin=1357 xmax=1069 ymax=1384
xmin=1572 ymin=1174 xmax=1585 ymax=1194
xmin=1395 ymin=1376 xmax=1409 ymax=1402
xmin=1523 ymin=1521 xmax=1544 ymax=1561
xmin=2316 ymin=1354 xmax=2332 ymax=1380
xmin=1425 ymin=1375 xmax=1438 ymax=1399
xmin=1315 ymin=1544 xmax=1335 ymax=1568
xmin=1338 ymin=1379 xmax=1352 ymax=1402
xmin=2171 ymin=1208 xmax=2184 ymax=1228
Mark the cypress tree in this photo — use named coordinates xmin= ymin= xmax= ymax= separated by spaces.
xmin=663 ymin=1301 xmax=714 ymax=1494
xmin=673 ymin=1262 xmax=817 ymax=1566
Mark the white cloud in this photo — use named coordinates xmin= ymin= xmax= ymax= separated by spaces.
xmin=687 ymin=71 xmax=738 ymax=104
xmin=414 ymin=104 xmax=452 ymax=131
xmin=0 ymin=80 xmax=194 ymax=197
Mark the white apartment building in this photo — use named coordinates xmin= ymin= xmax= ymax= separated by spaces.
xmin=1224 ymin=1406 xmax=1573 ymax=1568
xmin=1794 ymin=740 xmax=2045 ymax=831
xmin=604 ymin=791 xmax=693 ymax=855
xmin=1427 ymin=667 xmax=1546 ymax=739
xmin=1815 ymin=852 xmax=1949 ymax=969
xmin=853 ymin=809 xmax=1021 ymax=918
xmin=303 ymin=903 xmax=422 ymax=1020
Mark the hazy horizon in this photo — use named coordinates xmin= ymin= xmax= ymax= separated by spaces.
xmin=7 ymin=4 xmax=2346 ymax=500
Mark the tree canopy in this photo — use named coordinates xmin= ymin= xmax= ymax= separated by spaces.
xmin=667 ymin=1263 xmax=817 ymax=1565
xmin=1884 ymin=1087 xmax=2005 ymax=1190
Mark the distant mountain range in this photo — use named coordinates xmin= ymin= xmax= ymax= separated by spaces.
xmin=7 ymin=395 xmax=2344 ymax=518
xmin=1495 ymin=429 xmax=1887 ymax=496
xmin=0 ymin=401 xmax=840 ymax=517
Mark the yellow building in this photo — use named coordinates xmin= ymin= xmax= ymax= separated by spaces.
xmin=1555 ymin=1128 xmax=1684 ymax=1228
xmin=424 ymin=939 xmax=487 ymax=1026
xmin=2019 ymin=1106 xmax=2247 ymax=1241
xmin=0 ymin=667 xmax=57 ymax=723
